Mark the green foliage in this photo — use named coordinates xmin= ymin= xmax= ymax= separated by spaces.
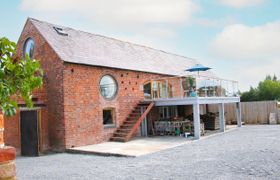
xmin=241 ymin=75 xmax=280 ymax=102
xmin=0 ymin=37 xmax=43 ymax=116
xmin=187 ymin=76 xmax=195 ymax=88
xmin=240 ymin=87 xmax=258 ymax=102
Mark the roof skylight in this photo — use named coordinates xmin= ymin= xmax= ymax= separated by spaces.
xmin=53 ymin=26 xmax=68 ymax=36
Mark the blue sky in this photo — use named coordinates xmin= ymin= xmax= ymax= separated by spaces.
xmin=1 ymin=0 xmax=280 ymax=91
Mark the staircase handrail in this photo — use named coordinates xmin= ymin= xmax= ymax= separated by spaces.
xmin=125 ymin=102 xmax=154 ymax=141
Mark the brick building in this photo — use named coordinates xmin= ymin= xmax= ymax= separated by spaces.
xmin=4 ymin=18 xmax=241 ymax=156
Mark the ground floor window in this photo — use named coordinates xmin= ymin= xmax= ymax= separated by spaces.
xmin=103 ymin=108 xmax=115 ymax=126
xmin=159 ymin=106 xmax=178 ymax=120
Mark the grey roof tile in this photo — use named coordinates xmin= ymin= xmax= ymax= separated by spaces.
xmin=29 ymin=18 xmax=215 ymax=77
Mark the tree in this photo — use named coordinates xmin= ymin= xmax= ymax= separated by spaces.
xmin=0 ymin=37 xmax=43 ymax=116
xmin=265 ymin=75 xmax=272 ymax=81
xmin=241 ymin=75 xmax=280 ymax=102
xmin=272 ymin=74 xmax=277 ymax=81
xmin=240 ymin=86 xmax=258 ymax=102
xmin=258 ymin=78 xmax=280 ymax=101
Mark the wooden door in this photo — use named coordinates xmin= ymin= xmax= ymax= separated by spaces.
xmin=20 ymin=111 xmax=39 ymax=156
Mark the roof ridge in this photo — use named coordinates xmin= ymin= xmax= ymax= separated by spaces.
xmin=28 ymin=17 xmax=197 ymax=61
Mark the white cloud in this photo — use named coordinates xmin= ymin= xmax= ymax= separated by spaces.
xmin=210 ymin=21 xmax=280 ymax=91
xmin=218 ymin=0 xmax=265 ymax=8
xmin=194 ymin=16 xmax=238 ymax=28
xmin=210 ymin=21 xmax=280 ymax=60
xmin=230 ymin=59 xmax=280 ymax=91
xmin=20 ymin=0 xmax=199 ymax=26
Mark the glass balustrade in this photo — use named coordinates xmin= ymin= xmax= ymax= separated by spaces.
xmin=144 ymin=75 xmax=239 ymax=100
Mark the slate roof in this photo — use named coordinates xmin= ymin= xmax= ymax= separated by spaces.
xmin=29 ymin=18 xmax=215 ymax=77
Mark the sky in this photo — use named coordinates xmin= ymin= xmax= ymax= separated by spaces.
xmin=1 ymin=0 xmax=279 ymax=91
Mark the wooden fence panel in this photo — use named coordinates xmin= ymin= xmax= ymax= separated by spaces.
xmin=208 ymin=101 xmax=279 ymax=124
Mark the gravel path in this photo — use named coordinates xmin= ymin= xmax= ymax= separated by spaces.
xmin=16 ymin=125 xmax=280 ymax=180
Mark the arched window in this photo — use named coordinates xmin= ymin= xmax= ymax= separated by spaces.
xmin=23 ymin=38 xmax=35 ymax=59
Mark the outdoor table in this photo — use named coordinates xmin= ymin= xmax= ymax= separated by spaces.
xmin=154 ymin=120 xmax=192 ymax=135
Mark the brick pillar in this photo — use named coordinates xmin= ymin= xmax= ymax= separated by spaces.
xmin=0 ymin=114 xmax=3 ymax=147
xmin=0 ymin=114 xmax=16 ymax=180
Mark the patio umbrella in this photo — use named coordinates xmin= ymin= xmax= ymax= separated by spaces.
xmin=186 ymin=64 xmax=211 ymax=111
xmin=185 ymin=64 xmax=211 ymax=76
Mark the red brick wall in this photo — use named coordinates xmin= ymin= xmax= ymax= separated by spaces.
xmin=62 ymin=63 xmax=168 ymax=148
xmin=4 ymin=19 xmax=65 ymax=152
xmin=4 ymin=114 xmax=20 ymax=150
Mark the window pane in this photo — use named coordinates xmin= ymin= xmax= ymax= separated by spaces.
xmin=103 ymin=109 xmax=113 ymax=125
xmin=23 ymin=38 xmax=35 ymax=59
xmin=144 ymin=83 xmax=151 ymax=99
xmin=100 ymin=75 xmax=117 ymax=99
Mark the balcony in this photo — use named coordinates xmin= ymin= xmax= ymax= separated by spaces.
xmin=143 ymin=75 xmax=240 ymax=106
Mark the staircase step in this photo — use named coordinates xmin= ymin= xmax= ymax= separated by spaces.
xmin=129 ymin=113 xmax=140 ymax=117
xmin=130 ymin=112 xmax=141 ymax=115
xmin=126 ymin=117 xmax=138 ymax=121
xmin=129 ymin=115 xmax=140 ymax=119
xmin=132 ymin=109 xmax=141 ymax=113
xmin=117 ymin=128 xmax=132 ymax=132
xmin=123 ymin=121 xmax=137 ymax=124
xmin=110 ymin=137 xmax=126 ymax=142
xmin=133 ymin=107 xmax=142 ymax=111
xmin=121 ymin=124 xmax=134 ymax=128
xmin=113 ymin=132 xmax=129 ymax=137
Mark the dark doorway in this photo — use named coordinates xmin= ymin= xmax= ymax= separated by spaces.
xmin=20 ymin=110 xmax=39 ymax=156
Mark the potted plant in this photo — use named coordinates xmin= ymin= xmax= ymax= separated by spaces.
xmin=0 ymin=37 xmax=43 ymax=179
xmin=187 ymin=76 xmax=197 ymax=97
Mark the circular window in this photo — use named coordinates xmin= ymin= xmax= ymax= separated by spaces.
xmin=99 ymin=75 xmax=118 ymax=99
xmin=23 ymin=38 xmax=35 ymax=59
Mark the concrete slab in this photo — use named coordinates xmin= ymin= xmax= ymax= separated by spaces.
xmin=67 ymin=125 xmax=237 ymax=157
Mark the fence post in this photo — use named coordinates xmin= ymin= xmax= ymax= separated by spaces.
xmin=236 ymin=102 xmax=242 ymax=127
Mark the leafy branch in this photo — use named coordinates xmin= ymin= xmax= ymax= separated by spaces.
xmin=0 ymin=37 xmax=43 ymax=116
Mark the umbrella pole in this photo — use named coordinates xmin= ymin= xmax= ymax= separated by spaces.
xmin=195 ymin=74 xmax=198 ymax=96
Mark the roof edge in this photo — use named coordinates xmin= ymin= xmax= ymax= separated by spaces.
xmin=63 ymin=61 xmax=179 ymax=77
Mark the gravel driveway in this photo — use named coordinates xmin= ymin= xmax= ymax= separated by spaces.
xmin=16 ymin=125 xmax=280 ymax=180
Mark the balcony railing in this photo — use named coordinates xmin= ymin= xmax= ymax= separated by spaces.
xmin=144 ymin=75 xmax=239 ymax=100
